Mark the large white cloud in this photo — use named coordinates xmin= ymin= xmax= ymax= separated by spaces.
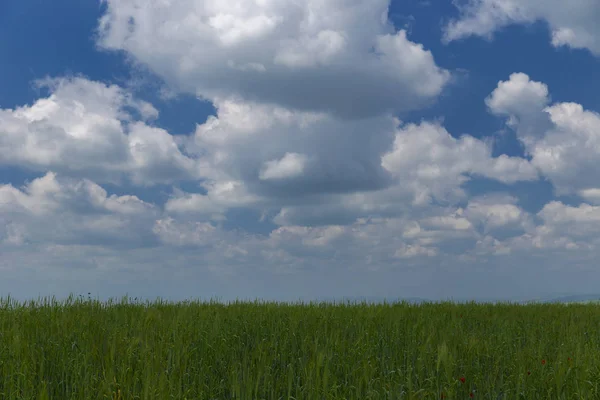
xmin=488 ymin=73 xmax=600 ymax=196
xmin=444 ymin=0 xmax=600 ymax=56
xmin=0 ymin=77 xmax=198 ymax=186
xmin=97 ymin=0 xmax=450 ymax=118
xmin=172 ymin=98 xmax=398 ymax=206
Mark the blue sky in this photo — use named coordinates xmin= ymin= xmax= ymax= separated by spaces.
xmin=1 ymin=0 xmax=600 ymax=302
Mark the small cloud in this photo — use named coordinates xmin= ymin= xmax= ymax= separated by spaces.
xmin=259 ymin=153 xmax=308 ymax=180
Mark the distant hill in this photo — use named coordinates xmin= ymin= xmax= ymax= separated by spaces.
xmin=313 ymin=294 xmax=600 ymax=305
xmin=521 ymin=294 xmax=600 ymax=304
xmin=546 ymin=294 xmax=600 ymax=304
xmin=315 ymin=296 xmax=429 ymax=304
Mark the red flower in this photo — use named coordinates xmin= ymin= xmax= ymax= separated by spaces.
xmin=469 ymin=392 xmax=474 ymax=398
xmin=459 ymin=376 xmax=466 ymax=383
xmin=542 ymin=359 xmax=546 ymax=365
xmin=527 ymin=371 xmax=531 ymax=375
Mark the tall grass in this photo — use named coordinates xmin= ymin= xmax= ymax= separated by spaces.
xmin=0 ymin=295 xmax=598 ymax=399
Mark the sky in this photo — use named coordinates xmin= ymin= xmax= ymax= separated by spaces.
xmin=1 ymin=0 xmax=600 ymax=303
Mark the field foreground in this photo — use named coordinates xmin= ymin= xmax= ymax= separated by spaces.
xmin=0 ymin=296 xmax=598 ymax=399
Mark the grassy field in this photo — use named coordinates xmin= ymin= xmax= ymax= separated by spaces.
xmin=0 ymin=295 xmax=598 ymax=399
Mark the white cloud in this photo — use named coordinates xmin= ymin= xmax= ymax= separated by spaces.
xmin=486 ymin=72 xmax=550 ymax=121
xmin=274 ymin=29 xmax=347 ymax=68
xmin=381 ymin=121 xmax=538 ymax=205
xmin=97 ymin=0 xmax=450 ymax=118
xmin=444 ymin=0 xmax=600 ymax=56
xmin=152 ymin=217 xmax=218 ymax=247
xmin=0 ymin=77 xmax=197 ymax=186
xmin=504 ymin=201 xmax=600 ymax=252
xmin=463 ymin=194 xmax=532 ymax=240
xmin=488 ymin=73 xmax=600 ymax=196
xmin=465 ymin=198 xmax=522 ymax=229
xmin=0 ymin=172 xmax=154 ymax=216
xmin=165 ymin=180 xmax=262 ymax=221
xmin=395 ymin=243 xmax=437 ymax=258
xmin=268 ymin=225 xmax=348 ymax=249
xmin=172 ymin=98 xmax=399 ymax=208
xmin=579 ymin=188 xmax=600 ymax=205
xmin=259 ymin=152 xmax=308 ymax=180
xmin=0 ymin=172 xmax=158 ymax=247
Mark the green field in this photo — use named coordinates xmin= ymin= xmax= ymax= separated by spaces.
xmin=0 ymin=295 xmax=598 ymax=399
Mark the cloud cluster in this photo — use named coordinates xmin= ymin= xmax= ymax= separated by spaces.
xmin=2 ymin=0 xmax=600 ymax=301
xmin=4 ymin=70 xmax=597 ymax=294
xmin=160 ymin=97 xmax=537 ymax=226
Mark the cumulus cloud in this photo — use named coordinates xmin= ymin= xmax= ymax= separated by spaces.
xmin=171 ymin=98 xmax=398 ymax=208
xmin=152 ymin=217 xmax=219 ymax=248
xmin=488 ymin=73 xmax=600 ymax=196
xmin=462 ymin=194 xmax=533 ymax=241
xmin=97 ymin=0 xmax=450 ymax=118
xmin=501 ymin=201 xmax=600 ymax=253
xmin=444 ymin=0 xmax=600 ymax=55
xmin=380 ymin=121 xmax=538 ymax=205
xmin=395 ymin=243 xmax=438 ymax=259
xmin=165 ymin=180 xmax=262 ymax=221
xmin=0 ymin=77 xmax=197 ymax=186
xmin=0 ymin=172 xmax=158 ymax=247
xmin=486 ymin=72 xmax=550 ymax=121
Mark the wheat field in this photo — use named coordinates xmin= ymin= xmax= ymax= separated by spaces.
xmin=0 ymin=295 xmax=598 ymax=399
